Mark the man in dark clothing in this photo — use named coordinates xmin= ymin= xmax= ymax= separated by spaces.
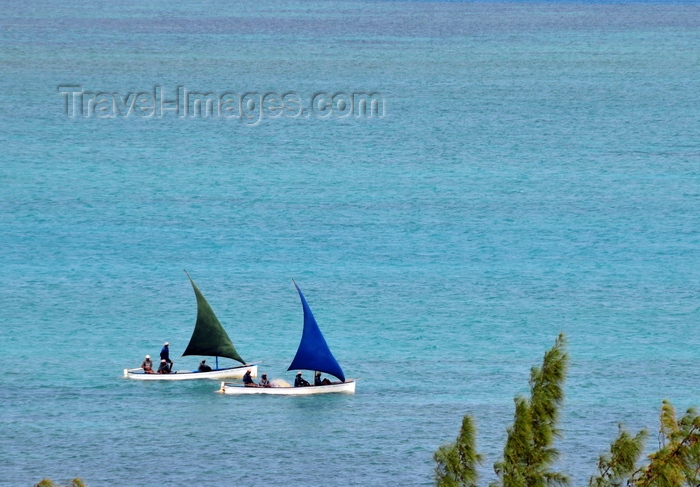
xmin=294 ymin=372 xmax=310 ymax=387
xmin=198 ymin=360 xmax=212 ymax=372
xmin=314 ymin=372 xmax=332 ymax=386
xmin=157 ymin=359 xmax=170 ymax=374
xmin=243 ymin=369 xmax=257 ymax=386
xmin=160 ymin=342 xmax=173 ymax=372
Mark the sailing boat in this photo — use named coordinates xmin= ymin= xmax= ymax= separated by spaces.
xmin=124 ymin=272 xmax=258 ymax=381
xmin=219 ymin=280 xmax=355 ymax=395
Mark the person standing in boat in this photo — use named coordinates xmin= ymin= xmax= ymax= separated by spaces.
xmin=294 ymin=372 xmax=310 ymax=387
xmin=198 ymin=359 xmax=212 ymax=372
xmin=160 ymin=342 xmax=173 ymax=373
xmin=259 ymin=373 xmax=271 ymax=387
xmin=141 ymin=355 xmax=154 ymax=374
xmin=243 ymin=369 xmax=257 ymax=386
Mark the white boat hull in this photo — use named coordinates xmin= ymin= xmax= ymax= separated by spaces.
xmin=124 ymin=364 xmax=257 ymax=381
xmin=219 ymin=380 xmax=356 ymax=395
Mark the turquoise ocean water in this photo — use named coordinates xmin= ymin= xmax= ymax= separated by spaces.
xmin=1 ymin=1 xmax=699 ymax=485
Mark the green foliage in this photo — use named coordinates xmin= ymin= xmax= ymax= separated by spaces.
xmin=589 ymin=425 xmax=648 ymax=487
xmin=435 ymin=415 xmax=483 ymax=487
xmin=530 ymin=334 xmax=568 ymax=454
xmin=492 ymin=333 xmax=569 ymax=487
xmin=492 ymin=396 xmax=531 ymax=487
xmin=433 ymin=334 xmax=569 ymax=487
xmin=435 ymin=333 xmax=700 ymax=487
xmin=589 ymin=400 xmax=700 ymax=487
xmin=629 ymin=401 xmax=700 ymax=487
xmin=34 ymin=479 xmax=85 ymax=487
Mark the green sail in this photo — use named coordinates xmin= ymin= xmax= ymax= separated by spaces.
xmin=181 ymin=272 xmax=245 ymax=365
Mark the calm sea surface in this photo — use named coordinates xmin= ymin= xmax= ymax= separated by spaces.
xmin=1 ymin=1 xmax=699 ymax=485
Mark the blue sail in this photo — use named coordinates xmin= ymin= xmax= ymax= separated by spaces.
xmin=287 ymin=281 xmax=346 ymax=382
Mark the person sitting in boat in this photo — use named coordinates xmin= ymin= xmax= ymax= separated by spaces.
xmin=160 ymin=342 xmax=173 ymax=373
xmin=141 ymin=355 xmax=154 ymax=374
xmin=259 ymin=373 xmax=271 ymax=387
xmin=198 ymin=359 xmax=212 ymax=373
xmin=243 ymin=369 xmax=257 ymax=387
xmin=314 ymin=372 xmax=332 ymax=386
xmin=157 ymin=359 xmax=170 ymax=374
xmin=294 ymin=372 xmax=310 ymax=387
